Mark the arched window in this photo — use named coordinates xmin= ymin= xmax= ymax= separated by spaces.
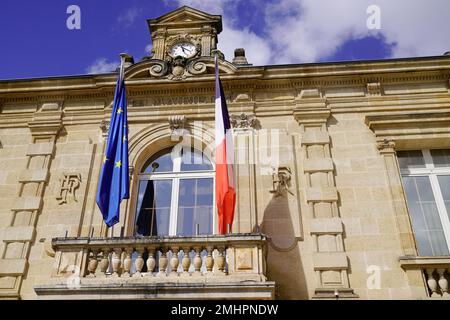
xmin=135 ymin=146 xmax=214 ymax=236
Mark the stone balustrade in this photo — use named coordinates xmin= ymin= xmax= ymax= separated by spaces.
xmin=35 ymin=233 xmax=275 ymax=299
xmin=400 ymin=256 xmax=450 ymax=299
xmin=85 ymin=242 xmax=227 ymax=278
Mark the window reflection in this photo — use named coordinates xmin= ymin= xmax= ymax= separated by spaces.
xmin=177 ymin=178 xmax=213 ymax=236
xmin=136 ymin=146 xmax=214 ymax=237
xmin=141 ymin=148 xmax=174 ymax=173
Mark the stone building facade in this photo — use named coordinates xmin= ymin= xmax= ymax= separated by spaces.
xmin=0 ymin=6 xmax=449 ymax=299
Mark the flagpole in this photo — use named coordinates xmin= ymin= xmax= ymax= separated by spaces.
xmin=118 ymin=53 xmax=130 ymax=87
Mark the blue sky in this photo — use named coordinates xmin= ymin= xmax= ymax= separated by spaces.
xmin=0 ymin=0 xmax=449 ymax=80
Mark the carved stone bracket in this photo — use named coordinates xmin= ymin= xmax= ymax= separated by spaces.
xmin=56 ymin=173 xmax=82 ymax=205
xmin=231 ymin=113 xmax=259 ymax=129
xmin=377 ymin=138 xmax=396 ymax=154
xmin=169 ymin=115 xmax=188 ymax=140
xmin=367 ymin=82 xmax=382 ymax=95
xmin=270 ymin=167 xmax=292 ymax=197
xmin=99 ymin=120 xmax=110 ymax=137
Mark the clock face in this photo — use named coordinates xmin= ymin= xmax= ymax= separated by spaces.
xmin=170 ymin=42 xmax=196 ymax=58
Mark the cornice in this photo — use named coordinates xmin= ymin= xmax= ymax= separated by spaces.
xmin=0 ymin=56 xmax=449 ymax=95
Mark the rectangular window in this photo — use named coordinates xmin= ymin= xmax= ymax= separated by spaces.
xmin=398 ymin=149 xmax=450 ymax=256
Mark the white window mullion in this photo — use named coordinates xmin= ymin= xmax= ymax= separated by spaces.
xmin=169 ymin=150 xmax=182 ymax=236
xmin=429 ymin=174 xmax=450 ymax=251
xmin=169 ymin=178 xmax=180 ymax=236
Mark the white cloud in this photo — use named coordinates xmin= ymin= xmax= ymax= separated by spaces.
xmin=117 ymin=7 xmax=142 ymax=27
xmin=86 ymin=58 xmax=118 ymax=74
xmin=265 ymin=0 xmax=450 ymax=63
xmin=164 ymin=0 xmax=450 ymax=65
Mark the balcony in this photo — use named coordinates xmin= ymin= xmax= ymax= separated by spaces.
xmin=34 ymin=233 xmax=275 ymax=300
xmin=400 ymin=256 xmax=450 ymax=299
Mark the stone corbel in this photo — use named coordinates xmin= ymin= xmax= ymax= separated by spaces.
xmin=28 ymin=102 xmax=63 ymax=138
xmin=293 ymin=89 xmax=330 ymax=126
xmin=270 ymin=167 xmax=293 ymax=197
xmin=99 ymin=120 xmax=110 ymax=137
xmin=377 ymin=138 xmax=396 ymax=155
xmin=367 ymin=82 xmax=382 ymax=95
xmin=169 ymin=115 xmax=187 ymax=140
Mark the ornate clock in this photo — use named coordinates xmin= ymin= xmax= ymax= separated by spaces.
xmin=169 ymin=42 xmax=197 ymax=59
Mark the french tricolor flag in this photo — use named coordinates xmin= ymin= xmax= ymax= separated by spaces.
xmin=214 ymin=55 xmax=236 ymax=234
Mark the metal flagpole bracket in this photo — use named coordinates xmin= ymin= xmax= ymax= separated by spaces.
xmin=211 ymin=49 xmax=225 ymax=60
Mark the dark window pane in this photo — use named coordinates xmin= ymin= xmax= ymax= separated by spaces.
xmin=430 ymin=149 xmax=450 ymax=167
xmin=397 ymin=150 xmax=425 ymax=169
xmin=180 ymin=147 xmax=213 ymax=171
xmin=402 ymin=175 xmax=448 ymax=256
xmin=437 ymin=175 xmax=450 ymax=222
xmin=415 ymin=230 xmax=433 ymax=256
xmin=141 ymin=148 xmax=174 ymax=173
xmin=135 ymin=180 xmax=172 ymax=236
xmin=402 ymin=176 xmax=419 ymax=202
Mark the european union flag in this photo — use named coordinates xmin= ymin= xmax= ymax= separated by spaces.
xmin=96 ymin=60 xmax=129 ymax=227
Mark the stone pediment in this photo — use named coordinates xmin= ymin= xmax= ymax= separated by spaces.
xmin=147 ymin=6 xmax=222 ymax=33
xmin=125 ymin=56 xmax=236 ymax=81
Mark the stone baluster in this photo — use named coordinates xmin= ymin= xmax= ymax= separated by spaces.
xmin=86 ymin=250 xmax=98 ymax=277
xmin=158 ymin=248 xmax=168 ymax=276
xmin=99 ymin=249 xmax=110 ymax=277
xmin=133 ymin=247 xmax=144 ymax=277
xmin=111 ymin=248 xmax=122 ymax=277
xmin=146 ymin=247 xmax=156 ymax=276
xmin=205 ymin=246 xmax=214 ymax=274
xmin=214 ymin=246 xmax=226 ymax=275
xmin=181 ymin=246 xmax=191 ymax=276
xmin=170 ymin=246 xmax=179 ymax=276
xmin=122 ymin=248 xmax=132 ymax=277
xmin=426 ymin=268 xmax=439 ymax=297
xmin=193 ymin=246 xmax=202 ymax=275
xmin=437 ymin=268 xmax=449 ymax=297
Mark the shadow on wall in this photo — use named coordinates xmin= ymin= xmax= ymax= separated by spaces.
xmin=257 ymin=191 xmax=309 ymax=299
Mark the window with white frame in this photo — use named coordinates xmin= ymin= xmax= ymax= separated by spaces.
xmin=134 ymin=146 xmax=214 ymax=237
xmin=398 ymin=149 xmax=450 ymax=256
